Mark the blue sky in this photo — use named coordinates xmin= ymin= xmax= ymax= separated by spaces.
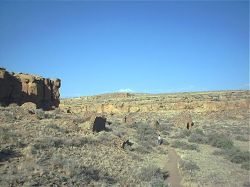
xmin=0 ymin=1 xmax=249 ymax=97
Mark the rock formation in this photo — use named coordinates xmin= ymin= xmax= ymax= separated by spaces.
xmin=171 ymin=112 xmax=194 ymax=129
xmin=93 ymin=116 xmax=107 ymax=132
xmin=0 ymin=68 xmax=61 ymax=109
xmin=60 ymin=90 xmax=249 ymax=116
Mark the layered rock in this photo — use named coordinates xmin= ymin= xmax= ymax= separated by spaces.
xmin=60 ymin=90 xmax=249 ymax=116
xmin=0 ymin=68 xmax=61 ymax=109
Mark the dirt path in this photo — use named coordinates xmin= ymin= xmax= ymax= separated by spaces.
xmin=166 ymin=148 xmax=183 ymax=187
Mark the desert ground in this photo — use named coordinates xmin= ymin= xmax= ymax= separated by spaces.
xmin=0 ymin=90 xmax=249 ymax=186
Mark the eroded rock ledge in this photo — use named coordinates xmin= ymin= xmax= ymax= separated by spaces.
xmin=60 ymin=90 xmax=249 ymax=116
xmin=0 ymin=68 xmax=61 ymax=109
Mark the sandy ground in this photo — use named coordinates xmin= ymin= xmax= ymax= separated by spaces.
xmin=167 ymin=148 xmax=183 ymax=187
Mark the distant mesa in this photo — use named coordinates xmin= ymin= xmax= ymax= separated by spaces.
xmin=0 ymin=67 xmax=61 ymax=110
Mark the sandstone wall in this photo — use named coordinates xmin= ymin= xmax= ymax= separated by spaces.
xmin=0 ymin=68 xmax=61 ymax=109
xmin=60 ymin=91 xmax=249 ymax=116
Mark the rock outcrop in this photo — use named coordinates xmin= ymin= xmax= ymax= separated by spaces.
xmin=0 ymin=68 xmax=61 ymax=109
xmin=93 ymin=116 xmax=107 ymax=132
xmin=60 ymin=90 xmax=249 ymax=116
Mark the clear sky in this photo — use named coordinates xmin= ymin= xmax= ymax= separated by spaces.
xmin=0 ymin=1 xmax=249 ymax=97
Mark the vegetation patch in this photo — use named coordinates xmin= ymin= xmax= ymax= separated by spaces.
xmin=173 ymin=129 xmax=191 ymax=138
xmin=46 ymin=124 xmax=69 ymax=133
xmin=235 ymin=135 xmax=249 ymax=142
xmin=131 ymin=122 xmax=157 ymax=150
xmin=207 ymin=133 xmax=234 ymax=149
xmin=180 ymin=160 xmax=200 ymax=177
xmin=213 ymin=146 xmax=250 ymax=170
xmin=188 ymin=128 xmax=208 ymax=144
xmin=137 ymin=164 xmax=168 ymax=186
xmin=171 ymin=140 xmax=199 ymax=151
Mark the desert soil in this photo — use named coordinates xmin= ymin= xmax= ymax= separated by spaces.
xmin=167 ymin=148 xmax=183 ymax=187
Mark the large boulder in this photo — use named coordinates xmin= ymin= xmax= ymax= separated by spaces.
xmin=78 ymin=115 xmax=107 ymax=133
xmin=93 ymin=116 xmax=106 ymax=132
xmin=171 ymin=112 xmax=194 ymax=129
xmin=0 ymin=68 xmax=61 ymax=109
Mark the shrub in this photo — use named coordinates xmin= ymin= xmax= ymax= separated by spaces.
xmin=241 ymin=162 xmax=250 ymax=170
xmin=243 ymin=181 xmax=250 ymax=187
xmin=158 ymin=122 xmax=173 ymax=135
xmin=235 ymin=135 xmax=249 ymax=142
xmin=46 ymin=124 xmax=68 ymax=133
xmin=213 ymin=146 xmax=250 ymax=167
xmin=188 ymin=133 xmax=208 ymax=144
xmin=35 ymin=109 xmax=60 ymax=120
xmin=180 ymin=160 xmax=200 ymax=174
xmin=66 ymin=137 xmax=97 ymax=147
xmin=133 ymin=122 xmax=156 ymax=143
xmin=174 ymin=129 xmax=191 ymax=138
xmin=0 ymin=127 xmax=17 ymax=144
xmin=34 ymin=137 xmax=65 ymax=149
xmin=230 ymin=151 xmax=250 ymax=164
xmin=3 ymin=111 xmax=16 ymax=122
xmin=35 ymin=109 xmax=46 ymax=119
xmin=171 ymin=140 xmax=199 ymax=151
xmin=134 ymin=144 xmax=151 ymax=154
xmin=137 ymin=164 xmax=168 ymax=184
xmin=193 ymin=128 xmax=205 ymax=135
xmin=34 ymin=136 xmax=96 ymax=150
xmin=207 ymin=133 xmax=234 ymax=149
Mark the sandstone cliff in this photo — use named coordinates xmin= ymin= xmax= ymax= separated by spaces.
xmin=60 ymin=91 xmax=249 ymax=116
xmin=0 ymin=68 xmax=61 ymax=109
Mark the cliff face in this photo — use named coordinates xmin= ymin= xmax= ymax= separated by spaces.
xmin=0 ymin=68 xmax=61 ymax=109
xmin=60 ymin=91 xmax=249 ymax=116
